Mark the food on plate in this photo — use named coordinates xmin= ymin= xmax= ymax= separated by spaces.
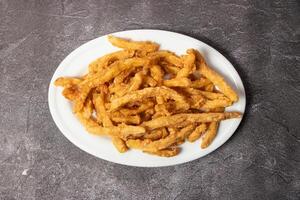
xmin=54 ymin=35 xmax=241 ymax=157
xmin=201 ymin=121 xmax=219 ymax=148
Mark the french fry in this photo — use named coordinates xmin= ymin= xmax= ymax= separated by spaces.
xmin=188 ymin=123 xmax=207 ymax=142
xmin=118 ymin=100 xmax=155 ymax=116
xmin=142 ymin=112 xmax=241 ymax=130
xmin=116 ymin=71 xmax=144 ymax=97
xmin=62 ymin=86 xmax=79 ymax=100
xmin=195 ymin=50 xmax=238 ymax=102
xmin=150 ymin=65 xmax=164 ymax=85
xmin=163 ymin=64 xmax=181 ymax=75
xmin=109 ymin=87 xmax=189 ymax=111
xmin=54 ymin=77 xmax=82 ymax=87
xmin=142 ymin=108 xmax=155 ymax=121
xmin=191 ymin=78 xmax=212 ymax=89
xmin=163 ymin=77 xmax=191 ymax=87
xmin=189 ymin=94 xmax=206 ymax=109
xmin=144 ymin=146 xmax=181 ymax=157
xmin=148 ymin=50 xmax=183 ymax=67
xmin=178 ymin=124 xmax=196 ymax=140
xmin=143 ymin=129 xmax=164 ymax=140
xmin=108 ymin=35 xmax=159 ymax=52
xmin=92 ymin=93 xmax=113 ymax=126
xmin=111 ymin=115 xmax=141 ymax=125
xmin=154 ymin=104 xmax=171 ymax=117
xmin=176 ymin=49 xmax=196 ymax=78
xmin=204 ymin=83 xmax=214 ymax=92
xmin=156 ymin=96 xmax=164 ymax=104
xmin=161 ymin=127 xmax=169 ymax=138
xmin=92 ymin=92 xmax=129 ymax=152
xmin=113 ymin=69 xmax=133 ymax=84
xmin=82 ymin=98 xmax=94 ymax=119
xmin=76 ymin=112 xmax=101 ymax=131
xmin=88 ymin=124 xmax=145 ymax=139
xmin=112 ymin=137 xmax=128 ymax=153
xmin=201 ymin=99 xmax=233 ymax=110
xmin=128 ymin=72 xmax=144 ymax=91
xmin=182 ymin=88 xmax=230 ymax=101
xmin=88 ymin=50 xmax=135 ymax=73
xmin=201 ymin=122 xmax=219 ymax=148
xmin=127 ymin=124 xmax=194 ymax=152
xmin=144 ymin=76 xmax=157 ymax=87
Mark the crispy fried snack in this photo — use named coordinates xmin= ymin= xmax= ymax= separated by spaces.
xmin=150 ymin=65 xmax=164 ymax=85
xmin=109 ymin=86 xmax=190 ymax=111
xmin=201 ymin=122 xmax=219 ymax=148
xmin=88 ymin=50 xmax=135 ymax=73
xmin=188 ymin=123 xmax=207 ymax=142
xmin=147 ymin=50 xmax=183 ymax=67
xmin=163 ymin=77 xmax=191 ymax=87
xmin=54 ymin=77 xmax=82 ymax=87
xmin=144 ymin=146 xmax=181 ymax=157
xmin=54 ymin=36 xmax=242 ymax=157
xmin=176 ymin=49 xmax=196 ymax=78
xmin=127 ymin=125 xmax=194 ymax=152
xmin=108 ymin=35 xmax=159 ymax=52
xmin=92 ymin=92 xmax=128 ymax=153
xmin=191 ymin=78 xmax=212 ymax=89
xmin=142 ymin=112 xmax=241 ymax=130
xmin=195 ymin=51 xmax=239 ymax=102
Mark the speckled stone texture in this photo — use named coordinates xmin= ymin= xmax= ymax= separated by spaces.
xmin=0 ymin=0 xmax=299 ymax=199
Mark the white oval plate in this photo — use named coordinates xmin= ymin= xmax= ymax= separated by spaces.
xmin=48 ymin=29 xmax=246 ymax=167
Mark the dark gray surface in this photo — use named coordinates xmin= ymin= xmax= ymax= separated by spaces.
xmin=0 ymin=0 xmax=299 ymax=199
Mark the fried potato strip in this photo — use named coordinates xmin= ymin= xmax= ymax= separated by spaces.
xmin=142 ymin=112 xmax=241 ymax=130
xmin=144 ymin=146 xmax=181 ymax=157
xmin=188 ymin=123 xmax=207 ymax=142
xmin=196 ymin=50 xmax=238 ymax=102
xmin=163 ymin=77 xmax=191 ymax=87
xmin=108 ymin=35 xmax=159 ymax=52
xmin=88 ymin=50 xmax=135 ymax=73
xmin=109 ymin=86 xmax=189 ymax=111
xmin=201 ymin=122 xmax=219 ymax=148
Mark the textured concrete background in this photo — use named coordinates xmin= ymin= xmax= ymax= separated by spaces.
xmin=0 ymin=0 xmax=299 ymax=199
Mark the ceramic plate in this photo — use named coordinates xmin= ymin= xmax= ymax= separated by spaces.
xmin=48 ymin=29 xmax=246 ymax=167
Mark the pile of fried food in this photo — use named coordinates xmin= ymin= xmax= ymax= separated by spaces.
xmin=55 ymin=35 xmax=241 ymax=157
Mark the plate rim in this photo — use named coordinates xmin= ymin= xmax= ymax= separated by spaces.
xmin=48 ymin=29 xmax=246 ymax=167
